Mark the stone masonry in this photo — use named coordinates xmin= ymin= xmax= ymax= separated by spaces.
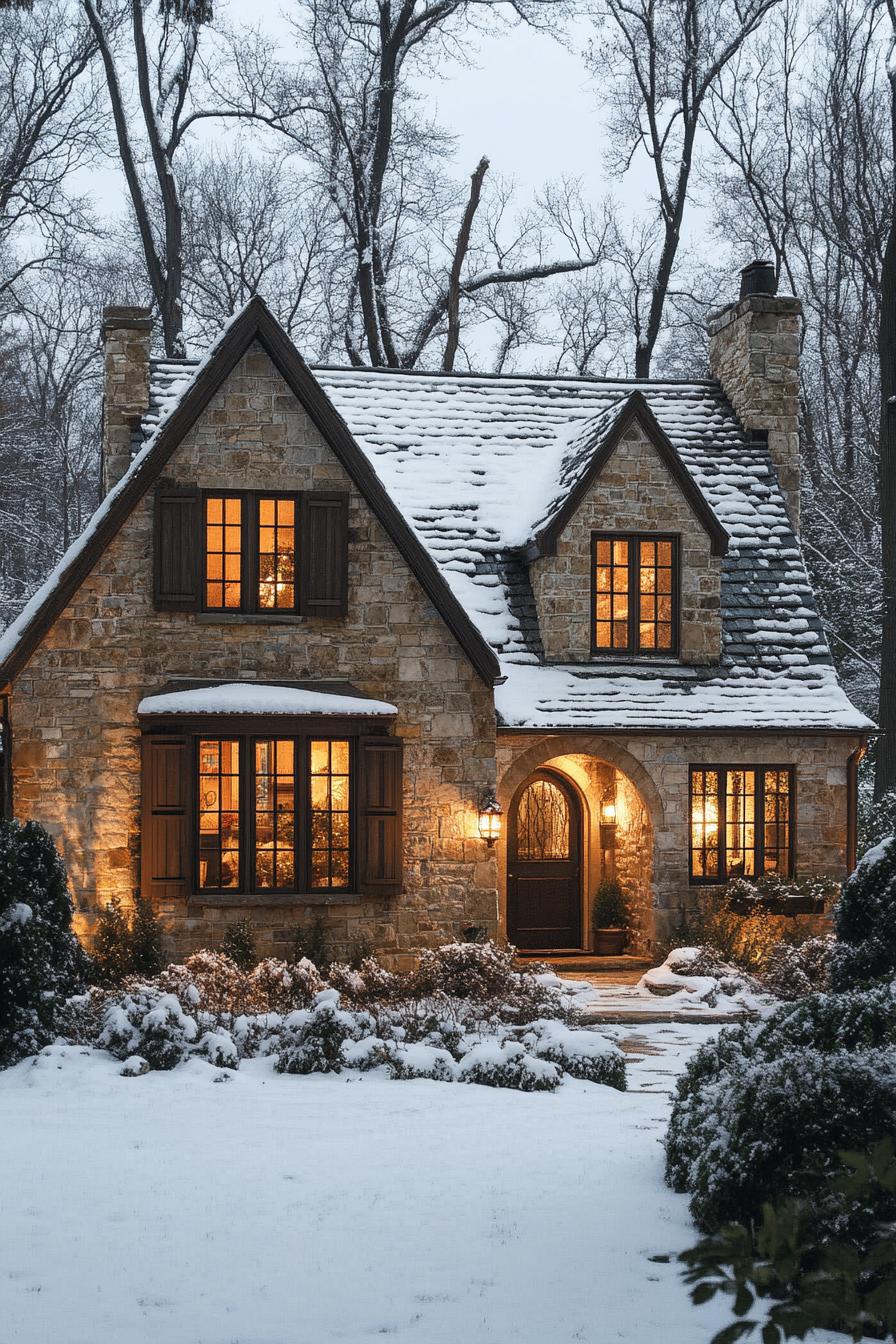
xmin=10 ymin=343 xmax=499 ymax=967
xmin=708 ymin=294 xmax=802 ymax=530
xmin=496 ymin=730 xmax=862 ymax=954
xmin=529 ymin=422 xmax=722 ymax=665
xmin=101 ymin=307 xmax=153 ymax=497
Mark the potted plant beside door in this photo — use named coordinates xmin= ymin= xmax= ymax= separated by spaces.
xmin=591 ymin=880 xmax=629 ymax=956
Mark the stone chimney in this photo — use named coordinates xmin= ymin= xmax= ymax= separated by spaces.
xmin=101 ymin=306 xmax=153 ymax=496
xmin=708 ymin=261 xmax=802 ymax=529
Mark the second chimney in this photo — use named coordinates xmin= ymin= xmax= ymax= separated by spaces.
xmin=101 ymin=306 xmax=153 ymax=497
xmin=707 ymin=262 xmax=802 ymax=529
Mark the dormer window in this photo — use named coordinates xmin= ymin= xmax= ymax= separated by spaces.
xmin=592 ymin=533 xmax=679 ymax=656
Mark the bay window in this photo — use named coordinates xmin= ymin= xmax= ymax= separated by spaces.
xmin=689 ymin=766 xmax=794 ymax=882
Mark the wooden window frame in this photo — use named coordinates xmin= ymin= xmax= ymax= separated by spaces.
xmin=591 ymin=531 xmax=681 ymax=658
xmin=688 ymin=765 xmax=796 ymax=885
xmin=192 ymin=729 xmax=358 ymax=898
xmin=201 ymin=490 xmax=301 ymax=617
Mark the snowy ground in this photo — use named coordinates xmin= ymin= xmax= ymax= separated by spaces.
xmin=0 ymin=1026 xmax=831 ymax=1344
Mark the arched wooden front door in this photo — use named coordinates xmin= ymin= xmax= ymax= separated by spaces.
xmin=507 ymin=771 xmax=582 ymax=950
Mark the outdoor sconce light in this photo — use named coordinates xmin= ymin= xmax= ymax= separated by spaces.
xmin=478 ymin=795 xmax=502 ymax=846
xmin=600 ymin=786 xmax=617 ymax=849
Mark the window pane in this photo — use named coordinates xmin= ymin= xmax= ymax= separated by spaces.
xmin=516 ymin=779 xmax=570 ymax=860
xmin=594 ymin=536 xmax=630 ymax=650
xmin=690 ymin=769 xmax=720 ymax=879
xmin=257 ymin=497 xmax=297 ymax=610
xmin=725 ymin=770 xmax=756 ymax=878
xmin=254 ymin=738 xmax=296 ymax=890
xmin=205 ymin=497 xmax=242 ymax=609
xmin=762 ymin=770 xmax=792 ymax=874
xmin=310 ymin=740 xmax=351 ymax=890
xmin=636 ymin=536 xmax=674 ymax=652
xmin=198 ymin=740 xmax=240 ymax=889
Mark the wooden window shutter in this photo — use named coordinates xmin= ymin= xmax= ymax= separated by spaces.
xmin=153 ymin=488 xmax=200 ymax=610
xmin=141 ymin=734 xmax=191 ymax=901
xmin=358 ymin=736 xmax=404 ymax=896
xmin=300 ymin=491 xmax=349 ymax=617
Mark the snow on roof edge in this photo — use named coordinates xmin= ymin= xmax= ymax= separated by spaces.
xmin=138 ymin=683 xmax=398 ymax=717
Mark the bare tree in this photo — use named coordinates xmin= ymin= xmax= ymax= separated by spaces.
xmin=215 ymin=0 xmax=611 ymax=368
xmin=0 ymin=0 xmax=99 ymax=300
xmin=590 ymin=0 xmax=782 ymax=376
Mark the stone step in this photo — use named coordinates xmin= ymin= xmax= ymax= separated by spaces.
xmin=517 ymin=954 xmax=652 ymax=974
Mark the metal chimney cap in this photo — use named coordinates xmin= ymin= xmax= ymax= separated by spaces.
xmin=739 ymin=260 xmax=777 ymax=299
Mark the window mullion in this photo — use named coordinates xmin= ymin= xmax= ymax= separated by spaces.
xmin=719 ymin=768 xmax=728 ymax=882
xmin=629 ymin=537 xmax=638 ymax=655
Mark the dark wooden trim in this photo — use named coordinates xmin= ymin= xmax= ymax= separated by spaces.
xmin=0 ymin=693 xmax=12 ymax=820
xmin=590 ymin=531 xmax=680 ymax=658
xmin=153 ymin=486 xmax=201 ymax=611
xmin=846 ymin=742 xmax=867 ymax=874
xmin=200 ymin=488 xmax=302 ymax=617
xmin=0 ymin=295 xmax=499 ymax=687
xmin=533 ymin=391 xmax=729 ymax=559
xmin=139 ymin=714 xmax=392 ymax=736
xmin=688 ymin=764 xmax=796 ymax=885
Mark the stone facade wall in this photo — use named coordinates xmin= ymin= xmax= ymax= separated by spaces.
xmin=496 ymin=729 xmax=862 ymax=955
xmin=101 ymin=307 xmax=153 ymax=497
xmin=9 ymin=343 xmax=498 ymax=968
xmin=708 ymin=294 xmax=802 ymax=530
xmin=529 ymin=424 xmax=722 ymax=664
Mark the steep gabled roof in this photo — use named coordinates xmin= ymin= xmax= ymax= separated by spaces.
xmin=530 ymin=391 xmax=729 ymax=558
xmin=0 ymin=297 xmax=500 ymax=688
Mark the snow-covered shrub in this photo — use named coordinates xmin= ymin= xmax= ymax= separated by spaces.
xmin=831 ymin=835 xmax=896 ymax=989
xmin=382 ymin=1041 xmax=457 ymax=1081
xmin=413 ymin=940 xmax=567 ymax=1024
xmin=760 ymin=935 xmax=832 ymax=1000
xmin=665 ymin=980 xmax=896 ymax=1232
xmin=456 ymin=1040 xmax=561 ymax=1092
xmin=521 ymin=1020 xmax=626 ymax=1090
xmin=250 ymin=956 xmax=325 ymax=1012
xmin=98 ymin=988 xmax=198 ymax=1071
xmin=92 ymin=895 xmax=164 ymax=985
xmin=0 ymin=818 xmax=89 ymax=1066
xmin=196 ymin=1027 xmax=239 ymax=1070
xmin=275 ymin=992 xmax=376 ymax=1075
xmin=159 ymin=950 xmax=256 ymax=1016
xmin=639 ymin=947 xmax=766 ymax=1011
xmin=220 ymin=918 xmax=257 ymax=970
xmin=231 ymin=1012 xmax=283 ymax=1058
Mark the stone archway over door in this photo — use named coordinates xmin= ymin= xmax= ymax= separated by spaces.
xmin=507 ymin=771 xmax=582 ymax=950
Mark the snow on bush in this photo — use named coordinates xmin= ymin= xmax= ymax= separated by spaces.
xmin=760 ymin=935 xmax=832 ymax=1000
xmin=98 ymin=988 xmax=199 ymax=1071
xmin=455 ymin=1040 xmax=561 ymax=1092
xmin=665 ymin=980 xmax=896 ymax=1232
xmin=0 ymin=818 xmax=89 ymax=1067
xmin=520 ymin=1019 xmax=626 ymax=1089
xmin=196 ymin=1028 xmax=239 ymax=1070
xmin=275 ymin=993 xmax=377 ymax=1075
xmin=831 ymin=834 xmax=896 ymax=989
xmin=381 ymin=1040 xmax=457 ymax=1082
xmin=639 ymin=947 xmax=769 ymax=1012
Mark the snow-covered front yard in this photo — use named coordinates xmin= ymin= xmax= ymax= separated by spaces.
xmin=0 ymin=1025 xmax=825 ymax=1344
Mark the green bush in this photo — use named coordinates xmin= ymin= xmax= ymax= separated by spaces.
xmin=0 ymin=818 xmax=88 ymax=1066
xmin=831 ymin=835 xmax=896 ymax=990
xmin=220 ymin=918 xmax=257 ymax=970
xmin=290 ymin=914 xmax=330 ymax=971
xmin=92 ymin=895 xmax=164 ymax=985
xmin=679 ymin=1138 xmax=896 ymax=1344
xmin=665 ymin=981 xmax=896 ymax=1232
xmin=591 ymin=879 xmax=628 ymax=929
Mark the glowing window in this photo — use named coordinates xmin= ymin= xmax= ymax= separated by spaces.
xmin=593 ymin=533 xmax=678 ymax=654
xmin=258 ymin=497 xmax=297 ymax=611
xmin=205 ymin=496 xmax=242 ymax=610
xmin=254 ymin=739 xmax=296 ymax=890
xmin=198 ymin=739 xmax=241 ymax=889
xmin=689 ymin=767 xmax=793 ymax=882
xmin=516 ymin=778 xmax=570 ymax=860
xmin=310 ymin=739 xmax=351 ymax=890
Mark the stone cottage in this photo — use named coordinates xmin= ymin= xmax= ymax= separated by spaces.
xmin=0 ymin=262 xmax=872 ymax=964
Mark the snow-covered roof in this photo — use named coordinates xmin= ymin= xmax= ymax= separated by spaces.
xmin=132 ymin=349 xmax=872 ymax=733
xmin=0 ymin=298 xmax=871 ymax=734
xmin=138 ymin=683 xmax=398 ymax=718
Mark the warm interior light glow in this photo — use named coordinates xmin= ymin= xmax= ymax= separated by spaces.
xmin=601 ymin=797 xmax=617 ymax=824
xmin=692 ymin=796 xmax=718 ymax=839
xmin=478 ymin=802 xmax=502 ymax=846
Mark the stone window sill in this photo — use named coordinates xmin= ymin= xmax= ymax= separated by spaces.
xmin=188 ymin=891 xmax=363 ymax=908
xmin=195 ymin=613 xmax=306 ymax=626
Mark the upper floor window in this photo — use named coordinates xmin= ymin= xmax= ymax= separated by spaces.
xmin=592 ymin=533 xmax=678 ymax=655
xmin=689 ymin=766 xmax=794 ymax=883
xmin=154 ymin=486 xmax=348 ymax=619
xmin=204 ymin=493 xmax=298 ymax=613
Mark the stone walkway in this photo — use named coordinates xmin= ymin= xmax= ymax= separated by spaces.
xmin=560 ymin=973 xmax=757 ymax=1025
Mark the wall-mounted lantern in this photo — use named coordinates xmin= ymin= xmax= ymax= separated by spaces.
xmin=600 ymin=785 xmax=617 ymax=851
xmin=478 ymin=794 xmax=503 ymax=847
